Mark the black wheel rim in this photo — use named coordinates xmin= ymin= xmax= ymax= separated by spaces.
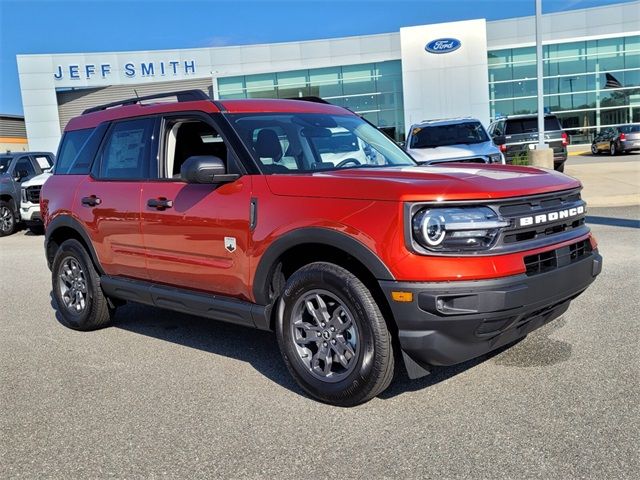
xmin=290 ymin=289 xmax=360 ymax=383
xmin=0 ymin=206 xmax=13 ymax=233
xmin=58 ymin=257 xmax=88 ymax=314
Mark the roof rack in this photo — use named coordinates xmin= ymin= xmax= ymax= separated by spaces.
xmin=82 ymin=89 xmax=210 ymax=114
xmin=285 ymin=96 xmax=331 ymax=104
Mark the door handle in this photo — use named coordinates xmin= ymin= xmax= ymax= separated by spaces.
xmin=147 ymin=197 xmax=173 ymax=210
xmin=81 ymin=195 xmax=101 ymax=207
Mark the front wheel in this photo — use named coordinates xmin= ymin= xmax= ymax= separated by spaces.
xmin=610 ymin=142 xmax=618 ymax=156
xmin=591 ymin=143 xmax=599 ymax=155
xmin=276 ymin=262 xmax=394 ymax=406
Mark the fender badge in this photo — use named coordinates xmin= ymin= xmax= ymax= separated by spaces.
xmin=224 ymin=237 xmax=237 ymax=253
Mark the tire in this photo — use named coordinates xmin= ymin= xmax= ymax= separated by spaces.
xmin=0 ymin=200 xmax=17 ymax=237
xmin=555 ymin=161 xmax=565 ymax=173
xmin=51 ymin=239 xmax=114 ymax=331
xmin=610 ymin=142 xmax=617 ymax=156
xmin=276 ymin=262 xmax=394 ymax=406
xmin=591 ymin=143 xmax=599 ymax=155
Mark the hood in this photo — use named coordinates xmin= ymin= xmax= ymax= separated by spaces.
xmin=408 ymin=141 xmax=499 ymax=163
xmin=21 ymin=172 xmax=52 ymax=188
xmin=265 ymin=165 xmax=581 ymax=202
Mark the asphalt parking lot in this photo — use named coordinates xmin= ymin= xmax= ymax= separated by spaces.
xmin=1 ymin=203 xmax=639 ymax=478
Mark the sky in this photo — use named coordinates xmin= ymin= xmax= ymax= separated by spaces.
xmin=0 ymin=0 xmax=634 ymax=115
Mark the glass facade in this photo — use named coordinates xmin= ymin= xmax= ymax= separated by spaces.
xmin=488 ymin=35 xmax=640 ymax=143
xmin=217 ymin=60 xmax=405 ymax=140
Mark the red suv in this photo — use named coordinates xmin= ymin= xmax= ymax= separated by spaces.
xmin=42 ymin=90 xmax=602 ymax=406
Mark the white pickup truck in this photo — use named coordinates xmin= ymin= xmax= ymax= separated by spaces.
xmin=20 ymin=171 xmax=52 ymax=234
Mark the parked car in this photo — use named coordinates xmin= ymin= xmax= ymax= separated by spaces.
xmin=591 ymin=124 xmax=640 ymax=155
xmin=0 ymin=151 xmax=54 ymax=236
xmin=20 ymin=171 xmax=53 ymax=234
xmin=406 ymin=118 xmax=504 ymax=165
xmin=488 ymin=114 xmax=568 ymax=171
xmin=42 ymin=90 xmax=601 ymax=406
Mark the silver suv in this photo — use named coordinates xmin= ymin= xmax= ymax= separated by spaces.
xmin=405 ymin=118 xmax=504 ymax=165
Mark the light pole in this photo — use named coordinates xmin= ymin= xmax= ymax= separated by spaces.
xmin=535 ymin=0 xmax=546 ymax=149
xmin=530 ymin=0 xmax=554 ymax=169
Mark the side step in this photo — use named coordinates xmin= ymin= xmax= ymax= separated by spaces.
xmin=100 ymin=276 xmax=271 ymax=330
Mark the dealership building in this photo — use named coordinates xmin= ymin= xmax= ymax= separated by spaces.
xmin=16 ymin=1 xmax=640 ymax=153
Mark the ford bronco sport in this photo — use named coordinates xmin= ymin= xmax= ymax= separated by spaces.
xmin=42 ymin=90 xmax=602 ymax=406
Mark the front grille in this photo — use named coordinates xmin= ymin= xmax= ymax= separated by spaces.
xmin=497 ymin=189 xmax=586 ymax=246
xmin=25 ymin=186 xmax=41 ymax=204
xmin=524 ymin=239 xmax=592 ymax=276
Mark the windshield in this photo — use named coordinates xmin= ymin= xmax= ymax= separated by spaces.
xmin=228 ymin=113 xmax=415 ymax=173
xmin=0 ymin=156 xmax=12 ymax=174
xmin=410 ymin=122 xmax=489 ymax=149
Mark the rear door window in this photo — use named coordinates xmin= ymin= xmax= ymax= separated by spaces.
xmin=0 ymin=156 xmax=12 ymax=174
xmin=98 ymin=118 xmax=155 ymax=180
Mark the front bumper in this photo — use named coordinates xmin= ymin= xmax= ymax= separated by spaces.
xmin=20 ymin=204 xmax=41 ymax=223
xmin=380 ymin=250 xmax=602 ymax=377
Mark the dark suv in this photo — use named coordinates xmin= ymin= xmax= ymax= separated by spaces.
xmin=488 ymin=114 xmax=568 ymax=172
xmin=42 ymin=90 xmax=601 ymax=406
xmin=0 ymin=151 xmax=54 ymax=236
xmin=591 ymin=125 xmax=640 ymax=155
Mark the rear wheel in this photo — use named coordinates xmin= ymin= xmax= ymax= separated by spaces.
xmin=276 ymin=262 xmax=394 ymax=406
xmin=555 ymin=161 xmax=565 ymax=173
xmin=0 ymin=200 xmax=17 ymax=237
xmin=51 ymin=239 xmax=114 ymax=330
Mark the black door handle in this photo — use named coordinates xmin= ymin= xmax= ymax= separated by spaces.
xmin=81 ymin=195 xmax=101 ymax=207
xmin=147 ymin=197 xmax=173 ymax=210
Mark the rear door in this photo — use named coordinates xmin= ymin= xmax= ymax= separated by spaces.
xmin=74 ymin=117 xmax=157 ymax=280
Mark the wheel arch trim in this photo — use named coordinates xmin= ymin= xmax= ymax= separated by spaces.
xmin=45 ymin=215 xmax=104 ymax=274
xmin=252 ymin=227 xmax=395 ymax=305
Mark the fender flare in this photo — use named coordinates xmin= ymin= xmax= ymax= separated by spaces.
xmin=252 ymin=227 xmax=395 ymax=305
xmin=45 ymin=215 xmax=104 ymax=274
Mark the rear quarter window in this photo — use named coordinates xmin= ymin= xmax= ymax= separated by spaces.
xmin=55 ymin=129 xmax=93 ymax=174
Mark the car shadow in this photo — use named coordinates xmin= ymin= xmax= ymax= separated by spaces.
xmin=48 ymin=292 xmax=569 ymax=404
xmin=586 ymin=215 xmax=639 ymax=229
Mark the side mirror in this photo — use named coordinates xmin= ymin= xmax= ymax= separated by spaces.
xmin=180 ymin=155 xmax=239 ymax=184
xmin=493 ymin=135 xmax=506 ymax=146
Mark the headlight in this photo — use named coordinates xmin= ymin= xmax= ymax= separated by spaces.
xmin=488 ymin=153 xmax=504 ymax=164
xmin=412 ymin=207 xmax=508 ymax=252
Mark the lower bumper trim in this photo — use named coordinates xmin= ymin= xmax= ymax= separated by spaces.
xmin=381 ymin=251 xmax=601 ymax=375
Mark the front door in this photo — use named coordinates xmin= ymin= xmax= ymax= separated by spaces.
xmin=74 ymin=117 xmax=157 ymax=280
xmin=140 ymin=115 xmax=252 ymax=300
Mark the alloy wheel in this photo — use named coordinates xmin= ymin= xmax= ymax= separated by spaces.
xmin=0 ymin=206 xmax=14 ymax=234
xmin=610 ymin=143 xmax=616 ymax=155
xmin=290 ymin=289 xmax=360 ymax=382
xmin=591 ymin=144 xmax=598 ymax=154
xmin=58 ymin=257 xmax=88 ymax=314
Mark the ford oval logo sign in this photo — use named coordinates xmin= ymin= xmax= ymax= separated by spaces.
xmin=425 ymin=38 xmax=462 ymax=54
